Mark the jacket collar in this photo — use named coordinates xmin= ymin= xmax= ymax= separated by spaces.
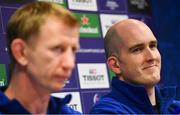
xmin=111 ymin=77 xmax=152 ymax=106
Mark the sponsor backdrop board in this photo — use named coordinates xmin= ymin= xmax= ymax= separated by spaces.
xmin=0 ymin=0 xmax=153 ymax=113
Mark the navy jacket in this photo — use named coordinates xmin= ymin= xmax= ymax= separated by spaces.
xmin=90 ymin=77 xmax=180 ymax=114
xmin=0 ymin=91 xmax=81 ymax=114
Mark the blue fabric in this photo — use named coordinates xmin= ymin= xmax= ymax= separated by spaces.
xmin=90 ymin=77 xmax=180 ymax=114
xmin=0 ymin=91 xmax=81 ymax=114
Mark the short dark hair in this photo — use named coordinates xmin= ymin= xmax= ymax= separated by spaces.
xmin=104 ymin=26 xmax=122 ymax=58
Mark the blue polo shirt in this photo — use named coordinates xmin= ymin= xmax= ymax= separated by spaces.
xmin=0 ymin=91 xmax=81 ymax=114
xmin=90 ymin=77 xmax=180 ymax=114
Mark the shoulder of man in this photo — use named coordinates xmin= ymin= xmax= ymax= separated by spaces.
xmin=156 ymin=85 xmax=180 ymax=100
xmin=156 ymin=86 xmax=180 ymax=113
xmin=50 ymin=94 xmax=81 ymax=114
xmin=90 ymin=97 xmax=135 ymax=114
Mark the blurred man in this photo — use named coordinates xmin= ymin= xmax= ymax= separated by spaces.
xmin=90 ymin=19 xmax=180 ymax=114
xmin=0 ymin=1 xmax=80 ymax=114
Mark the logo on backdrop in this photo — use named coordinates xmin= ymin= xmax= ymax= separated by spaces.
xmin=38 ymin=0 xmax=67 ymax=7
xmin=97 ymin=0 xmax=127 ymax=13
xmin=128 ymin=0 xmax=151 ymax=14
xmin=68 ymin=0 xmax=97 ymax=11
xmin=82 ymin=68 xmax=104 ymax=81
xmin=100 ymin=14 xmax=128 ymax=37
xmin=51 ymin=92 xmax=82 ymax=112
xmin=129 ymin=0 xmax=148 ymax=9
xmin=105 ymin=0 xmax=119 ymax=10
xmin=77 ymin=63 xmax=109 ymax=89
xmin=0 ymin=64 xmax=7 ymax=86
xmin=81 ymin=15 xmax=89 ymax=25
xmin=129 ymin=16 xmax=152 ymax=29
xmin=75 ymin=13 xmax=101 ymax=38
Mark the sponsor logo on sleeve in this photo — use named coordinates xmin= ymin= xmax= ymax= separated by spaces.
xmin=93 ymin=93 xmax=100 ymax=103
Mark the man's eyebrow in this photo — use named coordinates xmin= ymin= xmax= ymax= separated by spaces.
xmin=150 ymin=40 xmax=158 ymax=45
xmin=128 ymin=40 xmax=158 ymax=51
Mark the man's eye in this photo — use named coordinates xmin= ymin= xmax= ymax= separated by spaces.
xmin=150 ymin=44 xmax=157 ymax=49
xmin=52 ymin=47 xmax=64 ymax=53
xmin=131 ymin=47 xmax=143 ymax=53
xmin=72 ymin=47 xmax=78 ymax=54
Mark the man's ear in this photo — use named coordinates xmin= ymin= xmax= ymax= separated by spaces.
xmin=107 ymin=56 xmax=121 ymax=74
xmin=11 ymin=38 xmax=28 ymax=66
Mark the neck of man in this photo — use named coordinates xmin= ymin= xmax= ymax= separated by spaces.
xmin=5 ymin=66 xmax=50 ymax=114
xmin=145 ymin=86 xmax=156 ymax=106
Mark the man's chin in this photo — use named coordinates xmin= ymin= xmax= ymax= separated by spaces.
xmin=148 ymin=79 xmax=160 ymax=87
xmin=50 ymin=84 xmax=66 ymax=93
xmin=153 ymin=75 xmax=161 ymax=83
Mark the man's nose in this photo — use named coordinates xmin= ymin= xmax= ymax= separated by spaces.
xmin=144 ymin=48 xmax=156 ymax=61
xmin=61 ymin=49 xmax=75 ymax=71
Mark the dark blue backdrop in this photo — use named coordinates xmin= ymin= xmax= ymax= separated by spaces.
xmin=151 ymin=0 xmax=180 ymax=87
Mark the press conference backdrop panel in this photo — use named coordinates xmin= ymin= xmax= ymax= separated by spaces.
xmin=1 ymin=0 xmax=174 ymax=113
